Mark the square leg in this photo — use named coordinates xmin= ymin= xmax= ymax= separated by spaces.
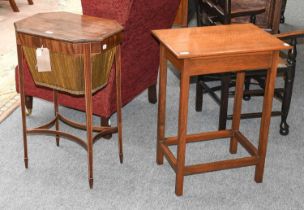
xmin=255 ymin=52 xmax=280 ymax=182
xmin=157 ymin=45 xmax=168 ymax=165
xmin=175 ymin=71 xmax=190 ymax=196
xmin=230 ymin=72 xmax=245 ymax=154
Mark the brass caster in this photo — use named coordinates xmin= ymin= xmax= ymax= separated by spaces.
xmin=89 ymin=178 xmax=94 ymax=189
xmin=119 ymin=154 xmax=123 ymax=164
xmin=24 ymin=158 xmax=28 ymax=169
xmin=56 ymin=137 xmax=60 ymax=147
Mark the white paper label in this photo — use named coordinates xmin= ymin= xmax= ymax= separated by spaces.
xmin=36 ymin=47 xmax=51 ymax=72
xmin=45 ymin=31 xmax=54 ymax=34
xmin=179 ymin=51 xmax=190 ymax=55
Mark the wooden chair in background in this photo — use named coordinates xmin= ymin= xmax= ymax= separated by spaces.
xmin=223 ymin=31 xmax=304 ymax=135
xmin=196 ymin=0 xmax=266 ymax=25
xmin=195 ymin=0 xmax=276 ymax=130
xmin=195 ymin=0 xmax=304 ymax=135
xmin=173 ymin=0 xmax=287 ymax=26
xmin=281 ymin=0 xmax=287 ymax=23
xmin=174 ymin=0 xmax=189 ymax=27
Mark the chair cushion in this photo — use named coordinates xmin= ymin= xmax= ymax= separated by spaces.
xmin=231 ymin=0 xmax=266 ymax=18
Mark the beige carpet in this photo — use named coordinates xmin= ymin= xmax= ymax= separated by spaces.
xmin=0 ymin=0 xmax=81 ymax=123
xmin=0 ymin=1 xmax=304 ymax=209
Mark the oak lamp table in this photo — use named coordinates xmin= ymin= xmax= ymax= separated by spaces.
xmin=15 ymin=12 xmax=123 ymax=188
xmin=152 ymin=24 xmax=291 ymax=196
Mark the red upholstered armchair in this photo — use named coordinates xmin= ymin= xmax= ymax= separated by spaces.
xmin=15 ymin=0 xmax=180 ymax=125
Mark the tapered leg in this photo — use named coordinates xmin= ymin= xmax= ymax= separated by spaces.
xmin=255 ymin=52 xmax=279 ymax=182
xmin=27 ymin=0 xmax=33 ymax=5
xmin=100 ymin=117 xmax=112 ymax=139
xmin=25 ymin=95 xmax=33 ymax=116
xmin=230 ymin=72 xmax=245 ymax=154
xmin=175 ymin=71 xmax=190 ymax=196
xmin=83 ymin=43 xmax=93 ymax=189
xmin=148 ymin=84 xmax=157 ymax=104
xmin=195 ymin=76 xmax=203 ymax=112
xmin=53 ymin=91 xmax=60 ymax=146
xmin=9 ymin=0 xmax=19 ymax=12
xmin=17 ymin=44 xmax=28 ymax=168
xmin=156 ymin=44 xmax=168 ymax=165
xmin=115 ymin=45 xmax=123 ymax=164
xmin=218 ymin=75 xmax=230 ymax=130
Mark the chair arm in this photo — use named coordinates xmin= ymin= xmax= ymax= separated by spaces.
xmin=275 ymin=30 xmax=304 ymax=40
xmin=275 ymin=30 xmax=304 ymax=66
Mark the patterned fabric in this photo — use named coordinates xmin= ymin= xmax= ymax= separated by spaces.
xmin=22 ymin=46 xmax=115 ymax=95
xmin=16 ymin=0 xmax=180 ymax=118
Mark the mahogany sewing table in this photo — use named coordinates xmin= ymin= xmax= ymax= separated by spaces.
xmin=15 ymin=12 xmax=123 ymax=188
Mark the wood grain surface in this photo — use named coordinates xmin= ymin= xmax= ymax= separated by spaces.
xmin=152 ymin=24 xmax=290 ymax=59
xmin=14 ymin=12 xmax=123 ymax=43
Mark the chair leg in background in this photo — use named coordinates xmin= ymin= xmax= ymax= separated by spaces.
xmin=280 ymin=68 xmax=295 ymax=135
xmin=25 ymin=95 xmax=33 ymax=116
xmin=53 ymin=91 xmax=60 ymax=146
xmin=280 ymin=0 xmax=287 ymax=23
xmin=148 ymin=84 xmax=157 ymax=104
xmin=101 ymin=117 xmax=112 ymax=139
xmin=243 ymin=77 xmax=251 ymax=101
xmin=195 ymin=76 xmax=203 ymax=112
xmin=218 ymin=76 xmax=230 ymax=130
xmin=9 ymin=0 xmax=19 ymax=12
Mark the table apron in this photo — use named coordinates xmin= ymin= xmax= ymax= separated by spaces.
xmin=16 ymin=32 xmax=122 ymax=55
xmin=166 ymin=50 xmax=275 ymax=76
xmin=186 ymin=52 xmax=274 ymax=75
